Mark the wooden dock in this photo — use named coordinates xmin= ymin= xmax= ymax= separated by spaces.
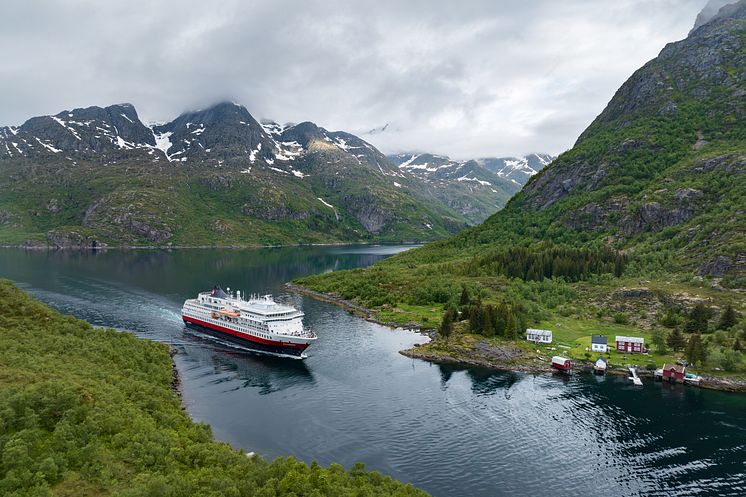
xmin=628 ymin=367 xmax=643 ymax=386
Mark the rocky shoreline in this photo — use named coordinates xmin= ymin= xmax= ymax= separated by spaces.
xmin=285 ymin=282 xmax=428 ymax=333
xmin=290 ymin=284 xmax=746 ymax=394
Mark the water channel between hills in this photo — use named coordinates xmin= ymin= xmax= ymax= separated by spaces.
xmin=1 ymin=246 xmax=744 ymax=497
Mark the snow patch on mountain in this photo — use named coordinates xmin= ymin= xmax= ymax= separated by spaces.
xmin=152 ymin=130 xmax=174 ymax=161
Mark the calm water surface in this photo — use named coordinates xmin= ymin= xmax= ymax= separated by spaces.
xmin=1 ymin=246 xmax=744 ymax=497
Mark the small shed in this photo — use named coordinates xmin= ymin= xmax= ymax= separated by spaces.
xmin=662 ymin=363 xmax=686 ymax=382
xmin=526 ymin=328 xmax=552 ymax=344
xmin=551 ymin=356 xmax=572 ymax=371
xmin=615 ymin=335 xmax=645 ymax=353
xmin=591 ymin=335 xmax=608 ymax=353
xmin=594 ymin=357 xmax=607 ymax=375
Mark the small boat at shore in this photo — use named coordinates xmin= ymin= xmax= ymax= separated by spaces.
xmin=684 ymin=372 xmax=702 ymax=385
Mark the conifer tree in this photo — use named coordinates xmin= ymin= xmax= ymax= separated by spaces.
xmin=685 ymin=303 xmax=712 ymax=333
xmin=459 ymin=287 xmax=470 ymax=307
xmin=667 ymin=327 xmax=687 ymax=352
xmin=685 ymin=334 xmax=707 ymax=366
xmin=469 ymin=304 xmax=483 ymax=334
xmin=505 ymin=312 xmax=517 ymax=341
xmin=439 ymin=309 xmax=455 ymax=342
xmin=718 ymin=304 xmax=738 ymax=330
xmin=482 ymin=306 xmax=495 ymax=337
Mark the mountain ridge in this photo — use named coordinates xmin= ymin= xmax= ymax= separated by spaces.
xmin=0 ymin=101 xmax=474 ymax=247
xmin=387 ymin=152 xmax=554 ymax=223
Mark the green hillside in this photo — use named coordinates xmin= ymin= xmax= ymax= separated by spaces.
xmin=0 ymin=103 xmax=468 ymax=248
xmin=0 ymin=280 xmax=428 ymax=497
xmin=0 ymin=152 xmax=466 ymax=248
xmin=296 ymin=2 xmax=746 ymax=375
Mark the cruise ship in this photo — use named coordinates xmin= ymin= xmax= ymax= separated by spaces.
xmin=181 ymin=286 xmax=316 ymax=358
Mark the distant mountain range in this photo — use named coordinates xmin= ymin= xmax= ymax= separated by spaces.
xmin=388 ymin=153 xmax=554 ymax=223
xmin=0 ymin=101 xmax=551 ymax=247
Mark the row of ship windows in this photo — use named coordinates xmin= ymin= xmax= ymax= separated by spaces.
xmin=211 ymin=317 xmax=271 ymax=340
xmin=194 ymin=309 xmax=271 ymax=334
xmin=187 ymin=303 xmax=295 ymax=323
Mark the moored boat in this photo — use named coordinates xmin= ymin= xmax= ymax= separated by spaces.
xmin=181 ymin=285 xmax=317 ymax=358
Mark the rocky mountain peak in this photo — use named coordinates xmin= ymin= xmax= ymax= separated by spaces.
xmin=150 ymin=101 xmax=277 ymax=163
xmin=691 ymin=0 xmax=739 ymax=33
xmin=0 ymin=103 xmax=155 ymax=158
xmin=278 ymin=122 xmax=326 ymax=148
xmin=574 ymin=0 xmax=745 ymax=147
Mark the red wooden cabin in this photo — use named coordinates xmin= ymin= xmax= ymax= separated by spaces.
xmin=615 ymin=335 xmax=645 ymax=353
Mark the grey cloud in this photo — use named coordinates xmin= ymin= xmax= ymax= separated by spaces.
xmin=0 ymin=0 xmax=708 ymax=158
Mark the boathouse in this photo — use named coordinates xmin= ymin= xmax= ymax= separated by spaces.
xmin=526 ymin=328 xmax=552 ymax=344
xmin=551 ymin=356 xmax=572 ymax=371
xmin=662 ymin=363 xmax=686 ymax=382
xmin=591 ymin=335 xmax=608 ymax=353
xmin=594 ymin=357 xmax=607 ymax=375
xmin=615 ymin=336 xmax=645 ymax=353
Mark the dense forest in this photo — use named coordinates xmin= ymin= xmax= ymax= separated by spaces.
xmin=464 ymin=244 xmax=626 ymax=282
xmin=0 ymin=280 xmax=428 ymax=497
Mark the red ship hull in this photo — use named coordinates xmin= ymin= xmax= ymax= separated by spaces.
xmin=183 ymin=315 xmax=310 ymax=357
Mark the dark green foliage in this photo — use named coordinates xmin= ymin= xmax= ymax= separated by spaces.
xmin=651 ymin=328 xmax=668 ymax=354
xmin=735 ymin=338 xmax=742 ymax=352
xmin=659 ymin=308 xmax=684 ymax=328
xmin=459 ymin=287 xmax=470 ymax=307
xmin=685 ymin=303 xmax=713 ymax=333
xmin=0 ymin=280 xmax=428 ymax=497
xmin=613 ymin=313 xmax=630 ymax=325
xmin=718 ymin=304 xmax=738 ymax=330
xmin=667 ymin=328 xmax=687 ymax=352
xmin=439 ymin=309 xmax=456 ymax=341
xmin=721 ymin=350 xmax=743 ymax=372
xmin=465 ymin=244 xmax=625 ymax=282
xmin=686 ymin=333 xmax=707 ymax=366
xmin=466 ymin=301 xmax=524 ymax=339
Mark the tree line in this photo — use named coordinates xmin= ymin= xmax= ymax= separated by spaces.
xmin=465 ymin=244 xmax=626 ymax=282
xmin=439 ymin=288 xmax=526 ymax=341
xmin=650 ymin=302 xmax=744 ymax=370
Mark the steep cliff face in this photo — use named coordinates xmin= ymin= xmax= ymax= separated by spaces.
xmin=400 ymin=1 xmax=746 ymax=280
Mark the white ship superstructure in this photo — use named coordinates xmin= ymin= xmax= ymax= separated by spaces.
xmin=181 ymin=286 xmax=316 ymax=358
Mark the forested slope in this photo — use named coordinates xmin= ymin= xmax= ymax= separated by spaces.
xmin=0 ymin=280 xmax=427 ymax=497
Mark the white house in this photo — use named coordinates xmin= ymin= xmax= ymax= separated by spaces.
xmin=591 ymin=335 xmax=608 ymax=353
xmin=526 ymin=328 xmax=552 ymax=344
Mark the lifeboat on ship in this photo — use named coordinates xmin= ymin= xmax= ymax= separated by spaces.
xmin=218 ymin=307 xmax=240 ymax=317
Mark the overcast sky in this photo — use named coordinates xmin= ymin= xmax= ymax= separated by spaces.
xmin=1 ymin=0 xmax=710 ymax=158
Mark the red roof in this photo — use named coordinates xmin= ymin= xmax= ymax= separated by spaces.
xmin=663 ymin=363 xmax=685 ymax=373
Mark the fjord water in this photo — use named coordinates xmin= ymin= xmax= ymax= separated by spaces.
xmin=1 ymin=247 xmax=744 ymax=497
